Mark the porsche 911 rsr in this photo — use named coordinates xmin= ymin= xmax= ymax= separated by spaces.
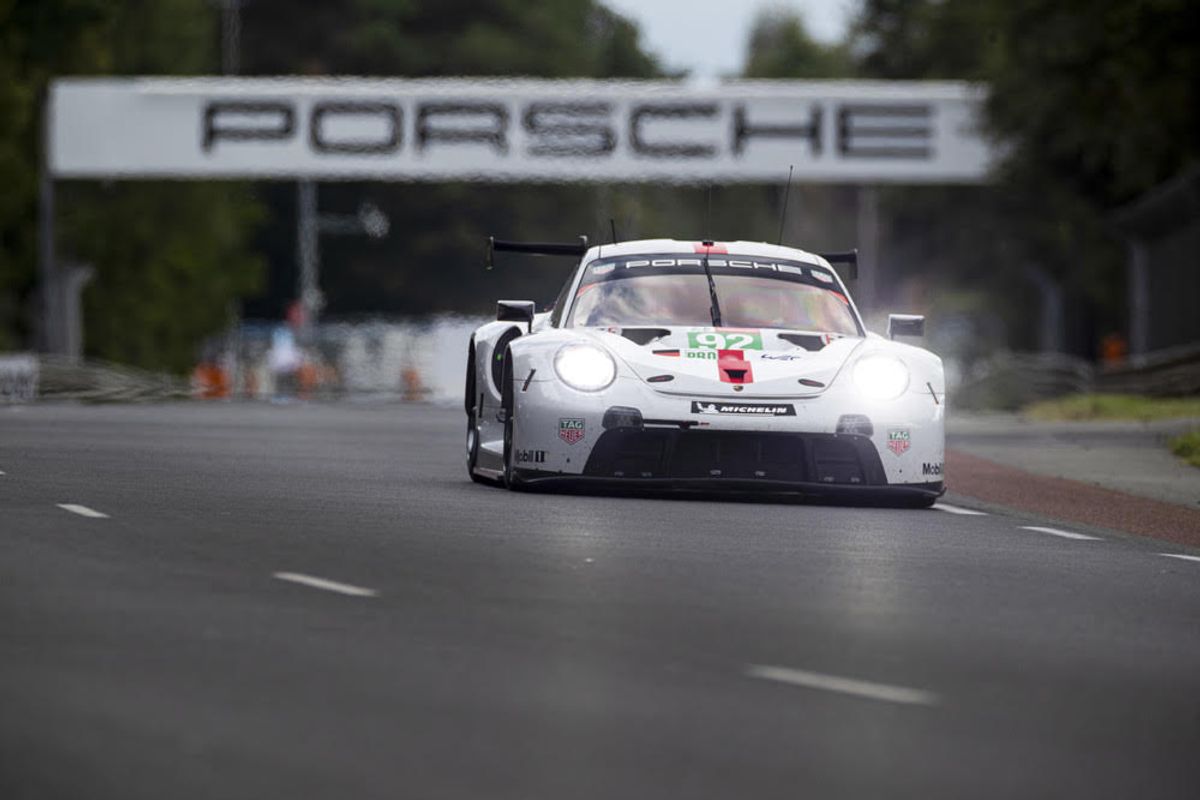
xmin=465 ymin=237 xmax=944 ymax=506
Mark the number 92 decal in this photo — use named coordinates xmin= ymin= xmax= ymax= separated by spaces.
xmin=687 ymin=330 xmax=763 ymax=350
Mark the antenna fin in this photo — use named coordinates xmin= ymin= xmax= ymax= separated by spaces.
xmin=706 ymin=184 xmax=714 ymax=242
xmin=777 ymin=165 xmax=794 ymax=245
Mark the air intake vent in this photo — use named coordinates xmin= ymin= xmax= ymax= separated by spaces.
xmin=620 ymin=328 xmax=671 ymax=345
xmin=835 ymin=414 xmax=874 ymax=437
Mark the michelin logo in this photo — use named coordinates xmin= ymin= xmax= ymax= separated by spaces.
xmin=691 ymin=401 xmax=796 ymax=416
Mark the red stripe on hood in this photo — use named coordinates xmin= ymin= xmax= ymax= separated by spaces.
xmin=717 ymin=349 xmax=753 ymax=384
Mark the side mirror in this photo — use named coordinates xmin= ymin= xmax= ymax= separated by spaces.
xmin=497 ymin=300 xmax=536 ymax=333
xmin=887 ymin=314 xmax=925 ymax=340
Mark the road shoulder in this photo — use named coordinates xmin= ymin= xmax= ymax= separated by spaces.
xmin=946 ymin=448 xmax=1200 ymax=548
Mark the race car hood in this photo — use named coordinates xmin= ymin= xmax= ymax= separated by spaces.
xmin=583 ymin=326 xmax=864 ymax=398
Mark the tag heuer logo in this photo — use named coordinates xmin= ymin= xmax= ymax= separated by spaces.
xmin=887 ymin=428 xmax=911 ymax=456
xmin=690 ymin=401 xmax=796 ymax=416
xmin=558 ymin=418 xmax=585 ymax=444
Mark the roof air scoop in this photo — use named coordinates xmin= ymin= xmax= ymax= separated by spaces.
xmin=779 ymin=333 xmax=827 ymax=351
xmin=619 ymin=327 xmax=671 ymax=346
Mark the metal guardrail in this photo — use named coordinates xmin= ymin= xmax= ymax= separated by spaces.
xmin=951 ymin=352 xmax=1094 ymax=411
xmin=7 ymin=339 xmax=1198 ymax=408
xmin=1096 ymin=342 xmax=1200 ymax=396
xmin=952 ymin=344 xmax=1200 ymax=410
xmin=0 ymin=354 xmax=189 ymax=403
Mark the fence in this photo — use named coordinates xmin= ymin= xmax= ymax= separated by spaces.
xmin=951 ymin=346 xmax=1200 ymax=410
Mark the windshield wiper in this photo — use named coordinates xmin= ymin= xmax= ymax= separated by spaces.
xmin=700 ymin=243 xmax=723 ymax=327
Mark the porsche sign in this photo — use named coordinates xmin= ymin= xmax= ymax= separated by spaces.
xmin=49 ymin=78 xmax=993 ymax=184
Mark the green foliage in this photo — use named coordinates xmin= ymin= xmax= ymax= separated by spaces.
xmin=986 ymin=0 xmax=1199 ymax=203
xmin=743 ymin=9 xmax=851 ymax=78
xmin=849 ymin=0 xmax=999 ymax=80
xmin=0 ymin=0 xmax=266 ymax=371
xmin=62 ymin=182 xmax=264 ymax=373
xmin=849 ymin=0 xmax=1200 ymax=355
xmin=235 ymin=0 xmax=665 ymax=322
xmin=1024 ymin=393 xmax=1200 ymax=422
xmin=980 ymin=0 xmax=1199 ymax=329
xmin=240 ymin=0 xmax=661 ymax=78
xmin=0 ymin=0 xmax=112 ymax=348
xmin=1169 ymin=429 xmax=1200 ymax=468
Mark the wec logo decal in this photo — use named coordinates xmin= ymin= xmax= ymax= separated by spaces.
xmin=558 ymin=418 xmax=586 ymax=445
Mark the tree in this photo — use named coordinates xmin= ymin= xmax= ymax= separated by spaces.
xmin=743 ymin=9 xmax=851 ymax=78
xmin=235 ymin=0 xmax=666 ymax=321
xmin=849 ymin=0 xmax=1200 ymax=355
xmin=63 ymin=182 xmax=264 ymax=372
xmin=0 ymin=0 xmax=111 ymax=349
xmin=0 ymin=0 xmax=265 ymax=370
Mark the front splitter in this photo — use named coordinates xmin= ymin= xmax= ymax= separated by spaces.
xmin=510 ymin=469 xmax=944 ymax=507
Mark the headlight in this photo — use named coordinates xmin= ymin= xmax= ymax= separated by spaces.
xmin=554 ymin=343 xmax=616 ymax=392
xmin=852 ymin=354 xmax=909 ymax=400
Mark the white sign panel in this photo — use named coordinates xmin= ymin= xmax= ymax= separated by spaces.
xmin=51 ymin=78 xmax=993 ymax=184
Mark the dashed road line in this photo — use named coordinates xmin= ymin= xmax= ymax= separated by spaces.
xmin=57 ymin=503 xmax=109 ymax=519
xmin=933 ymin=502 xmax=987 ymax=516
xmin=1019 ymin=525 xmax=1101 ymax=541
xmin=1160 ymin=553 xmax=1200 ymax=564
xmin=745 ymin=664 xmax=939 ymax=707
xmin=273 ymin=572 xmax=378 ymax=597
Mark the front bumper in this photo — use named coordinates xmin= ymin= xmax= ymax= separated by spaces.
xmin=511 ymin=426 xmax=943 ymax=504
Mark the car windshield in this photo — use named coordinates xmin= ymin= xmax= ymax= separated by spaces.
xmin=567 ymin=255 xmax=860 ymax=335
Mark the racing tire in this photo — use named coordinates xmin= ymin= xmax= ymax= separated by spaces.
xmin=893 ymin=493 xmax=938 ymax=509
xmin=465 ymin=348 xmax=502 ymax=487
xmin=466 ymin=408 xmax=490 ymax=485
xmin=500 ymin=351 xmax=523 ymax=490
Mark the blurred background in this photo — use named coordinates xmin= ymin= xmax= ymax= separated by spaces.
xmin=0 ymin=0 xmax=1197 ymax=410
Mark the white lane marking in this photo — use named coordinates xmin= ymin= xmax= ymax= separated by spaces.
xmin=933 ymin=502 xmax=987 ymax=516
xmin=1019 ymin=525 xmax=1101 ymax=541
xmin=0 ymin=470 xmax=6 ymax=475
xmin=1160 ymin=553 xmax=1200 ymax=564
xmin=273 ymin=572 xmax=378 ymax=598
xmin=745 ymin=664 xmax=939 ymax=706
xmin=57 ymin=503 xmax=109 ymax=519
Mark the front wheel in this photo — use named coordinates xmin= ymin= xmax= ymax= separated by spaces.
xmin=465 ymin=408 xmax=489 ymax=484
xmin=465 ymin=347 xmax=500 ymax=487
xmin=500 ymin=350 xmax=521 ymax=490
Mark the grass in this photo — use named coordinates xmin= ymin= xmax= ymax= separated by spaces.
xmin=1170 ymin=430 xmax=1200 ymax=468
xmin=1023 ymin=393 xmax=1200 ymax=422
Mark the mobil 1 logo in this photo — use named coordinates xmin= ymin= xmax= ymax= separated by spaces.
xmin=516 ymin=449 xmax=546 ymax=464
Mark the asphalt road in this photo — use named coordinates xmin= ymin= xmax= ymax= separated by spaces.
xmin=2 ymin=402 xmax=1198 ymax=800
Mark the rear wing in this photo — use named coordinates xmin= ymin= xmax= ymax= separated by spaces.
xmin=486 ymin=235 xmax=589 ymax=270
xmin=818 ymin=250 xmax=858 ymax=280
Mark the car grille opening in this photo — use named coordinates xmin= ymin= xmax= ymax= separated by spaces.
xmin=583 ymin=429 xmax=885 ymax=485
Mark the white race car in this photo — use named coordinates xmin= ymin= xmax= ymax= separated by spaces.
xmin=465 ymin=237 xmax=945 ymax=506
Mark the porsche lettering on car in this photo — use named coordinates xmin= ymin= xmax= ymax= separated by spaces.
xmin=464 ymin=237 xmax=945 ymax=506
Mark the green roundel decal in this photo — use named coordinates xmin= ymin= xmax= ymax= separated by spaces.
xmin=687 ymin=330 xmax=763 ymax=350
